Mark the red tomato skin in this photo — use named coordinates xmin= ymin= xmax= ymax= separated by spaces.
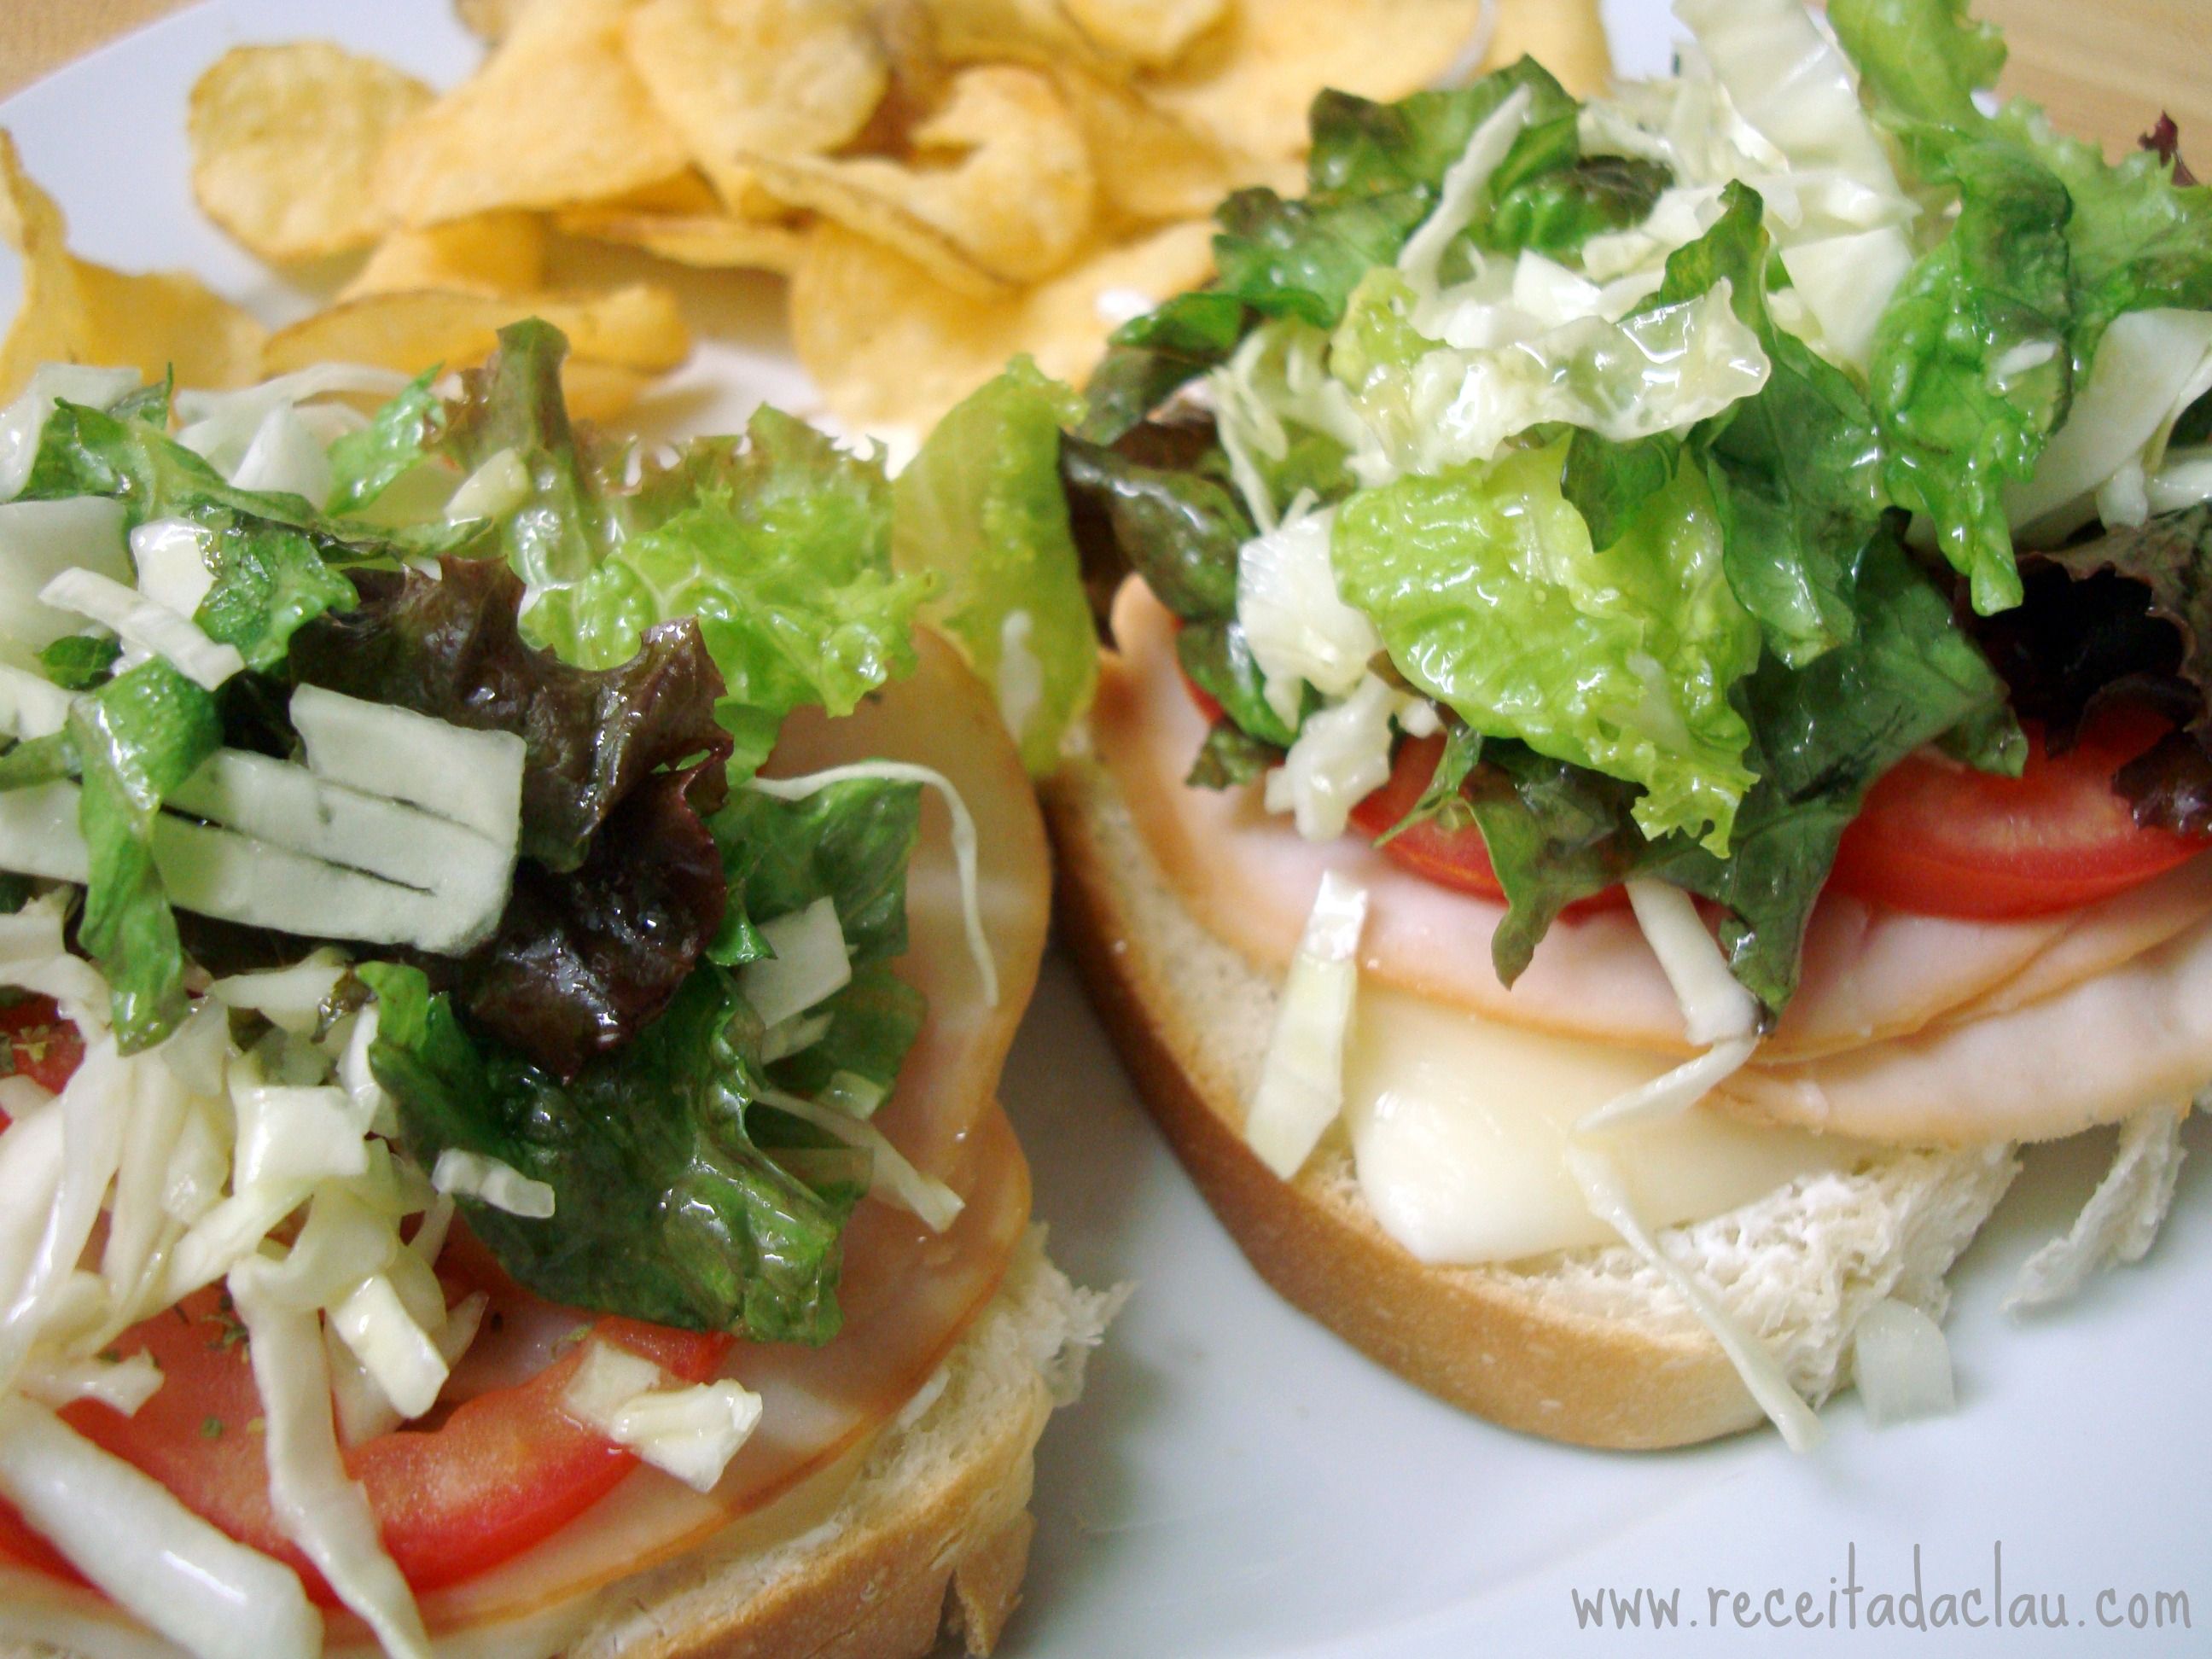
xmin=1831 ymin=710 xmax=2209 ymax=919
xmin=2 ymin=996 xmax=84 ymax=1100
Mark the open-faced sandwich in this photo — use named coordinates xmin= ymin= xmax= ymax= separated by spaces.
xmin=903 ymin=0 xmax=2212 ymax=1450
xmin=0 ymin=309 xmax=1114 ymax=1658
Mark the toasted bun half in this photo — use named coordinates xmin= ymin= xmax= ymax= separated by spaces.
xmin=1045 ymin=743 xmax=2019 ymax=1450
xmin=0 ymin=1235 xmax=1112 ymax=1659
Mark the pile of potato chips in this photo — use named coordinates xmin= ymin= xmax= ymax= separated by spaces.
xmin=3 ymin=0 xmax=1612 ymax=430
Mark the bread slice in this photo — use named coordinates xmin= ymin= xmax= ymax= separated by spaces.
xmin=0 ymin=1234 xmax=1117 ymax=1659
xmin=1045 ymin=744 xmax=2020 ymax=1450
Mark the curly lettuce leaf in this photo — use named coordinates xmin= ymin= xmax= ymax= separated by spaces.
xmin=527 ymin=407 xmax=925 ymax=780
xmin=1080 ymin=289 xmax=1252 ymax=446
xmin=1333 ymin=441 xmax=1761 ymax=851
xmin=364 ymin=959 xmax=861 ymax=1345
xmin=292 ymin=557 xmax=731 ymax=874
xmin=891 ymin=358 xmax=1092 ymax=774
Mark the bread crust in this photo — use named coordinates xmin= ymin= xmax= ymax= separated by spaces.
xmin=1045 ymin=755 xmax=1770 ymax=1451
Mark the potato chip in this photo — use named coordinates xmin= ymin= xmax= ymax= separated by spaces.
xmin=1052 ymin=66 xmax=1248 ymax=227
xmin=1061 ymin=0 xmax=1227 ymax=69
xmin=455 ymin=0 xmax=538 ymax=44
xmin=560 ymin=358 xmax=652 ymax=420
xmin=1481 ymin=0 xmax=1615 ymax=98
xmin=791 ymin=218 xmax=1214 ymax=432
xmin=377 ymin=0 xmax=693 ymax=229
xmin=1142 ymin=0 xmax=1487 ymax=160
xmin=622 ymin=0 xmax=888 ymax=210
xmin=554 ymin=207 xmax=809 ymax=272
xmin=742 ymin=66 xmax=1092 ymax=295
xmin=188 ymin=44 xmax=433 ymax=263
xmin=342 ymin=212 xmax=548 ymax=300
xmin=262 ymin=284 xmax=690 ymax=380
xmin=916 ymin=0 xmax=1117 ymax=74
xmin=0 ymin=131 xmax=265 ymax=400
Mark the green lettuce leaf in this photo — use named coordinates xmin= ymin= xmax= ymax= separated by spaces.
xmin=1867 ymin=140 xmax=2074 ymax=614
xmin=1080 ymin=289 xmax=1251 ymax=446
xmin=1610 ymin=181 xmax=1888 ymax=667
xmin=1176 ymin=620 xmax=1301 ymax=751
xmin=1333 ymin=439 xmax=1761 ymax=852
xmin=324 ymin=370 xmax=448 ymax=517
xmin=891 ymin=358 xmax=1092 ymax=774
xmin=195 ymin=519 xmax=358 ymax=672
xmin=364 ymin=959 xmax=862 ymax=1344
xmin=439 ymin=320 xmax=607 ymax=592
xmin=763 ymin=963 xmax=925 ymax=1102
xmin=36 ymin=635 xmax=119 ymax=690
xmin=69 ymin=661 xmax=223 ymax=1051
xmin=1060 ymin=428 xmax=1251 ymax=626
xmin=527 ymin=406 xmax=926 ymax=780
xmin=1646 ymin=533 xmax=2019 ymax=1005
xmin=1185 ymin=719 xmax=1283 ymax=789
xmin=706 ymin=778 xmax=923 ymax=974
xmin=1826 ymin=0 xmax=2006 ymax=128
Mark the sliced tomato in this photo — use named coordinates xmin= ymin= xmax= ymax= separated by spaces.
xmin=1 ymin=995 xmax=84 ymax=1101
xmin=0 ymin=1282 xmax=730 ymax=1603
xmin=1831 ymin=707 xmax=2209 ymax=918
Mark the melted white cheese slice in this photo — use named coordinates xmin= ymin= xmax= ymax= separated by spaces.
xmin=1342 ymin=982 xmax=1868 ymax=1264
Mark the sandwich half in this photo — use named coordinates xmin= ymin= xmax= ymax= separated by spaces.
xmin=0 ymin=316 xmax=1110 ymax=1657
xmin=907 ymin=0 xmax=2212 ymax=1448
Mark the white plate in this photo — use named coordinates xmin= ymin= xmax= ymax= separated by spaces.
xmin=4 ymin=5 xmax=2209 ymax=1654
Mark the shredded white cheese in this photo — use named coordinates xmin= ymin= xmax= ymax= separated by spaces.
xmin=230 ymin=1263 xmax=434 ymax=1659
xmin=0 ymin=1395 xmax=322 ymax=1659
xmin=1851 ymin=1298 xmax=1955 ymax=1425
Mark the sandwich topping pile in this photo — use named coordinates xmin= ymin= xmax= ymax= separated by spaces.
xmin=905 ymin=0 xmax=2212 ymax=1441
xmin=0 ymin=312 xmax=1060 ymax=1655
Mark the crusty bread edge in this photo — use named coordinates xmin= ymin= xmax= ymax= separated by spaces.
xmin=0 ymin=1235 xmax=1108 ymax=1659
xmin=1044 ymin=756 xmax=1764 ymax=1450
xmin=1043 ymin=748 xmax=2024 ymax=1452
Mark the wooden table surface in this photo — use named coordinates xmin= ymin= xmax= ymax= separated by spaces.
xmin=0 ymin=0 xmax=2203 ymax=161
